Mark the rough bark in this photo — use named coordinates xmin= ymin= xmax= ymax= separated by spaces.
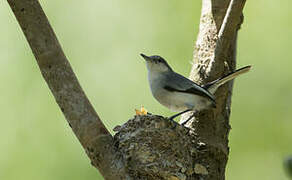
xmin=180 ymin=0 xmax=246 ymax=179
xmin=7 ymin=0 xmax=126 ymax=179
xmin=7 ymin=0 xmax=246 ymax=179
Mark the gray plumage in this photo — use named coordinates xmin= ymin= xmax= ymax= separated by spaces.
xmin=141 ymin=53 xmax=251 ymax=117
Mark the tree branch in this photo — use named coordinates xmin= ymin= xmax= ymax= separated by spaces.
xmin=7 ymin=0 xmax=247 ymax=179
xmin=212 ymin=0 xmax=246 ymax=72
xmin=7 ymin=0 xmax=125 ymax=179
xmin=180 ymin=0 xmax=247 ymax=179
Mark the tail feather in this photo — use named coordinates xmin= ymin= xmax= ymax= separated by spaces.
xmin=203 ymin=65 xmax=251 ymax=94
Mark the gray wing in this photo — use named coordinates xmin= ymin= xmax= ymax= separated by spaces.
xmin=163 ymin=72 xmax=216 ymax=106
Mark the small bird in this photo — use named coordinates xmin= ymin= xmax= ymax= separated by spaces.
xmin=140 ymin=53 xmax=251 ymax=125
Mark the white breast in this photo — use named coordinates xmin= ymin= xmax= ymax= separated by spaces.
xmin=148 ymin=71 xmax=211 ymax=112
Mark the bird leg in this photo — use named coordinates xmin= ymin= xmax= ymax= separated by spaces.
xmin=180 ymin=112 xmax=196 ymax=126
xmin=168 ymin=109 xmax=192 ymax=121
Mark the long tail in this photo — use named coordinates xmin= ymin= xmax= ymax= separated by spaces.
xmin=203 ymin=65 xmax=252 ymax=94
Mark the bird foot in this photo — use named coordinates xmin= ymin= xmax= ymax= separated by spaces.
xmin=180 ymin=113 xmax=195 ymax=126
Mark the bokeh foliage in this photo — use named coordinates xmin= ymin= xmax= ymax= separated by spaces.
xmin=0 ymin=0 xmax=291 ymax=179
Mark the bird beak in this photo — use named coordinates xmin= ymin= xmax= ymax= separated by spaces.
xmin=140 ymin=53 xmax=151 ymax=61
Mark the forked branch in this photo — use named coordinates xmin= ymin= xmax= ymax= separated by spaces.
xmin=7 ymin=0 xmax=247 ymax=179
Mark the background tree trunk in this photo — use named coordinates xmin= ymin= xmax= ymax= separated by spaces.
xmin=7 ymin=0 xmax=246 ymax=179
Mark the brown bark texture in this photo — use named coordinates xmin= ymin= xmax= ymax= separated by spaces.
xmin=7 ymin=0 xmax=126 ymax=179
xmin=180 ymin=0 xmax=246 ymax=179
xmin=7 ymin=0 xmax=246 ymax=179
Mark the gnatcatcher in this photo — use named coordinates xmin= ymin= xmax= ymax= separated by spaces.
xmin=141 ymin=53 xmax=251 ymax=125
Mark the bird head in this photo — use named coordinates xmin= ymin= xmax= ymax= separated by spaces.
xmin=140 ymin=53 xmax=172 ymax=73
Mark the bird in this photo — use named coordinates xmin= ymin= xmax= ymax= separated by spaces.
xmin=140 ymin=53 xmax=251 ymax=125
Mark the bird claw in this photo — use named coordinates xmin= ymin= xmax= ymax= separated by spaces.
xmin=167 ymin=117 xmax=177 ymax=123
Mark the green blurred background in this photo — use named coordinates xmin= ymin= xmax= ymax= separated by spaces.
xmin=0 ymin=0 xmax=291 ymax=179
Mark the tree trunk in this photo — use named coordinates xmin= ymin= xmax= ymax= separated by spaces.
xmin=7 ymin=0 xmax=246 ymax=179
xmin=180 ymin=0 xmax=246 ymax=179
